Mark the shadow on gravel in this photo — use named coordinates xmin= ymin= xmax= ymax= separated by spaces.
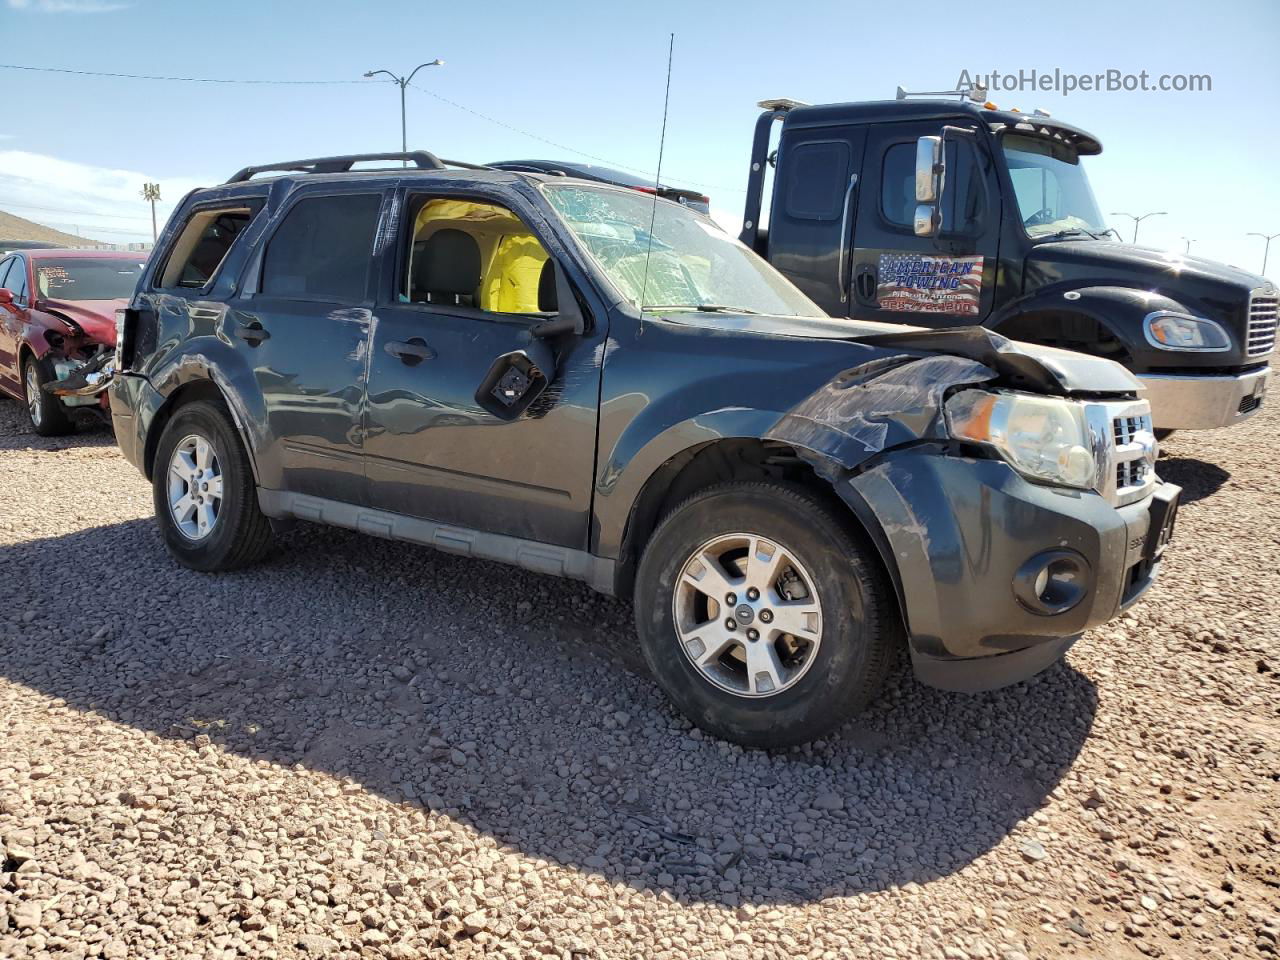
xmin=0 ymin=397 xmax=115 ymax=452
xmin=0 ymin=517 xmax=1098 ymax=907
xmin=1156 ymin=456 xmax=1231 ymax=505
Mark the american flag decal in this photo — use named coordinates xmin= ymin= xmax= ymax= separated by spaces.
xmin=877 ymin=253 xmax=984 ymax=316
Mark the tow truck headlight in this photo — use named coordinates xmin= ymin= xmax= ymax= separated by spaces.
xmin=946 ymin=390 xmax=1098 ymax=490
xmin=1144 ymin=311 xmax=1230 ymax=351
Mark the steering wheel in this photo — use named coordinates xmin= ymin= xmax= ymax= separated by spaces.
xmin=1023 ymin=206 xmax=1056 ymax=228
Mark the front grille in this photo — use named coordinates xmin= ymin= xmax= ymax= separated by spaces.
xmin=1247 ymin=291 xmax=1278 ymax=357
xmin=1096 ymin=402 xmax=1157 ymax=506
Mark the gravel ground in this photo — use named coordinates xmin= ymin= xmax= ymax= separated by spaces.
xmin=0 ymin=395 xmax=1277 ymax=960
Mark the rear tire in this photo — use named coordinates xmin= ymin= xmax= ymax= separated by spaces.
xmin=22 ymin=355 xmax=74 ymax=437
xmin=634 ymin=481 xmax=896 ymax=747
xmin=152 ymin=400 xmax=272 ymax=571
xmin=1154 ymin=428 xmax=1175 ymax=442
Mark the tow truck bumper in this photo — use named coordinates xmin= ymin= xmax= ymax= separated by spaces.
xmin=839 ymin=452 xmax=1180 ymax=693
xmin=1138 ymin=365 xmax=1270 ymax=430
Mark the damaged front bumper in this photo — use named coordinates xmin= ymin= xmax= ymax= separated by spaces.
xmin=839 ymin=450 xmax=1179 ymax=692
xmin=45 ymin=348 xmax=116 ymax=408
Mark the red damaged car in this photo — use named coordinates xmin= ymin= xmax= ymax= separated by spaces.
xmin=0 ymin=249 xmax=146 ymax=435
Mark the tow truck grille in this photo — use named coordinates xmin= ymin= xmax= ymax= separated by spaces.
xmin=1247 ymin=291 xmax=1278 ymax=357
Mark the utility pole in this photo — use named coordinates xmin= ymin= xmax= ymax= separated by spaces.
xmin=1181 ymin=237 xmax=1194 ymax=254
xmin=1247 ymin=231 xmax=1280 ymax=276
xmin=1111 ymin=211 xmax=1167 ymax=244
xmin=362 ymin=60 xmax=445 ymax=163
xmin=141 ymin=183 xmax=162 ymax=243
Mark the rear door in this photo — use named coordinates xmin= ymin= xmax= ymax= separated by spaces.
xmin=235 ymin=187 xmax=385 ymax=504
xmin=765 ymin=126 xmax=867 ymax=313
xmin=848 ymin=120 xmax=1000 ymax=326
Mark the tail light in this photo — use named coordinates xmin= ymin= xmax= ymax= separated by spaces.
xmin=115 ymin=307 xmax=136 ymax=370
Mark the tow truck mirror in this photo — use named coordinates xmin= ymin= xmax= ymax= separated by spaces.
xmin=914 ymin=135 xmax=944 ymax=238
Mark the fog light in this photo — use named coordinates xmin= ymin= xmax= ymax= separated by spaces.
xmin=1013 ymin=550 xmax=1090 ymax=615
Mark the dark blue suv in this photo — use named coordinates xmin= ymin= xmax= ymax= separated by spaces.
xmin=109 ymin=151 xmax=1179 ymax=746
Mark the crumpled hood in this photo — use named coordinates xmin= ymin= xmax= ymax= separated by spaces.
xmin=40 ymin=298 xmax=123 ymax=346
xmin=662 ymin=310 xmax=1140 ymax=396
xmin=852 ymin=325 xmax=1142 ymax=396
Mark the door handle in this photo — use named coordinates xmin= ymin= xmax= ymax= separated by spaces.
xmin=385 ymin=337 xmax=435 ymax=365
xmin=234 ymin=320 xmax=270 ymax=345
xmin=854 ymin=266 xmax=878 ymax=305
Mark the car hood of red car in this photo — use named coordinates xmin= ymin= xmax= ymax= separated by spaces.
xmin=40 ymin=298 xmax=125 ymax=346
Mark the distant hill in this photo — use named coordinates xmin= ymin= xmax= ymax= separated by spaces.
xmin=0 ymin=210 xmax=99 ymax=248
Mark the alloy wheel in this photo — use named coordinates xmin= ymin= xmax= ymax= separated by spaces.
xmin=25 ymin=364 xmax=41 ymax=429
xmin=673 ymin=532 xmax=824 ymax=698
xmin=168 ymin=434 xmax=223 ymax=540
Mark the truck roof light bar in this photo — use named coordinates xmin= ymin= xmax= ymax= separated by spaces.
xmin=225 ymin=152 xmax=497 ymax=184
xmin=757 ymin=97 xmax=810 ymax=112
xmin=895 ymin=84 xmax=989 ymax=103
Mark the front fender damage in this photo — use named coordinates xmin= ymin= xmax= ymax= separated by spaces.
xmin=764 ymin=353 xmax=996 ymax=475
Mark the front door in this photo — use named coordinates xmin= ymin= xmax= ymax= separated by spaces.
xmin=363 ymin=188 xmax=604 ymax=549
xmin=848 ymin=120 xmax=1000 ymax=327
xmin=0 ymin=255 xmax=25 ymax=392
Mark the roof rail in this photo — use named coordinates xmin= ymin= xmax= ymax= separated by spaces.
xmin=225 ymin=151 xmax=467 ymax=183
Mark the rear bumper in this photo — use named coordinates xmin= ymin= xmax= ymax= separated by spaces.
xmin=840 ymin=452 xmax=1179 ymax=693
xmin=108 ymin=373 xmax=163 ymax=477
xmin=1138 ymin=366 xmax=1269 ymax=430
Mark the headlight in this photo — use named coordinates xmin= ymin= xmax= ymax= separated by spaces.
xmin=946 ymin=389 xmax=1099 ymax=489
xmin=1144 ymin=311 xmax=1230 ymax=351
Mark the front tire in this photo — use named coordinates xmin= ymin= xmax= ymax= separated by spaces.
xmin=152 ymin=400 xmax=272 ymax=571
xmin=22 ymin=355 xmax=74 ymax=437
xmin=634 ymin=481 xmax=896 ymax=747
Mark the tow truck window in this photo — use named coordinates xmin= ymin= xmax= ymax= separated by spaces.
xmin=158 ymin=207 xmax=256 ymax=290
xmin=881 ymin=142 xmax=984 ymax=233
xmin=403 ymin=197 xmax=551 ymax=315
xmin=35 ymin=259 xmax=146 ymax=301
xmin=1002 ymin=134 xmax=1105 ymax=239
xmin=785 ymin=141 xmax=851 ymax=220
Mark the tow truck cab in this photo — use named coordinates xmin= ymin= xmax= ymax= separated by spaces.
xmin=741 ymin=95 xmax=1275 ymax=432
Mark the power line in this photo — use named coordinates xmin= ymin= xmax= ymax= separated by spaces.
xmin=407 ymin=82 xmax=742 ymax=195
xmin=0 ymin=198 xmax=153 ymax=222
xmin=0 ymin=61 xmax=745 ymax=196
xmin=0 ymin=62 xmax=384 ymax=85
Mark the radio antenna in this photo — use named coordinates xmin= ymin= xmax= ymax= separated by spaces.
xmin=638 ymin=32 xmax=675 ymax=334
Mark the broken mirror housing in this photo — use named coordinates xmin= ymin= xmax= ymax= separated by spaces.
xmin=474 ymin=339 xmax=556 ymax=420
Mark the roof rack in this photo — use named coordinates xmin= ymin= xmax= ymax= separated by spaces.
xmin=224 ymin=152 xmax=495 ymax=184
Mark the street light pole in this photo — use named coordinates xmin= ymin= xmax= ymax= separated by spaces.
xmin=141 ymin=182 xmax=162 ymax=243
xmin=1246 ymin=231 xmax=1280 ymax=276
xmin=1181 ymin=237 xmax=1194 ymax=254
xmin=363 ymin=60 xmax=445 ymax=163
xmin=1111 ymin=210 xmax=1167 ymax=244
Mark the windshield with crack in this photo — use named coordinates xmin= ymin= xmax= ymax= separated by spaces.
xmin=1002 ymin=134 xmax=1108 ymax=240
xmin=541 ymin=183 xmax=825 ymax=317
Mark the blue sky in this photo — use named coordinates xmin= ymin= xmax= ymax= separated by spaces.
xmin=1 ymin=0 xmax=1278 ymax=277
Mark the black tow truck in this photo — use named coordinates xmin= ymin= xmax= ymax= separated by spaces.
xmin=740 ymin=89 xmax=1275 ymax=435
